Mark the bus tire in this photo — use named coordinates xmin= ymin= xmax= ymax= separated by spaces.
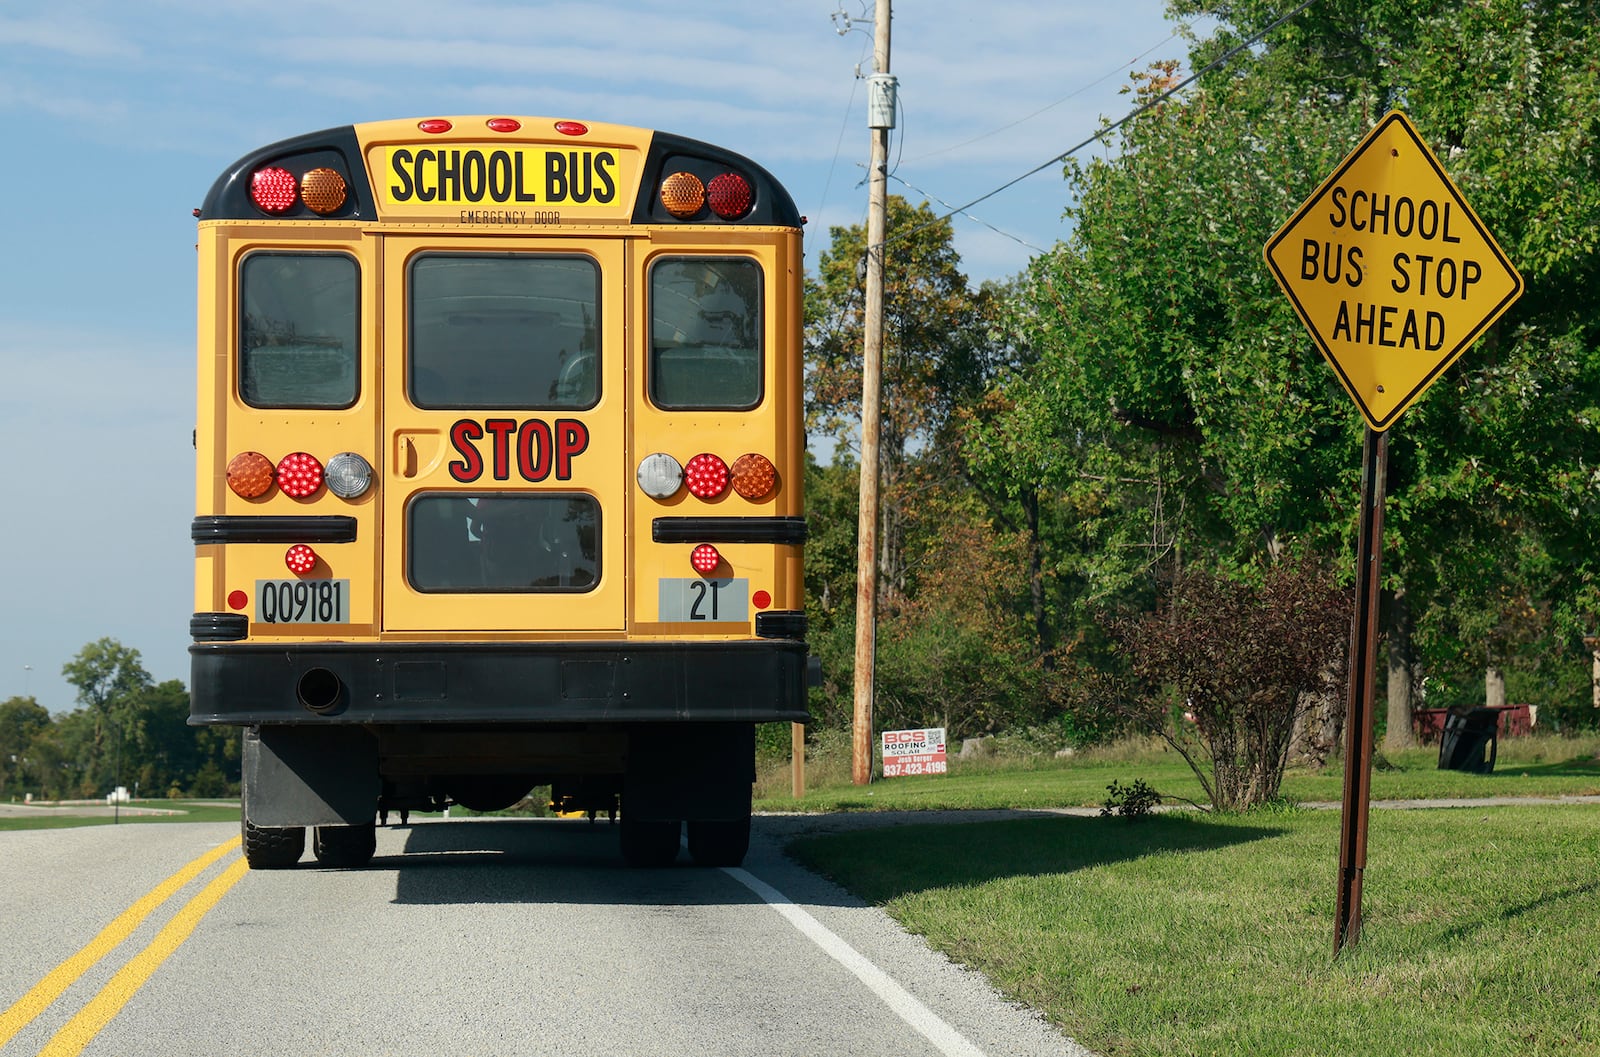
xmin=687 ymin=815 xmax=751 ymax=868
xmin=313 ymin=822 xmax=376 ymax=868
xmin=620 ymin=817 xmax=680 ymax=868
xmin=242 ymin=819 xmax=305 ymax=870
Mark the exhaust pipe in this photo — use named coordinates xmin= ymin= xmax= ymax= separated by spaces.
xmin=296 ymin=667 xmax=345 ymax=714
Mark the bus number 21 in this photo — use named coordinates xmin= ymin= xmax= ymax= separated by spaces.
xmin=689 ymin=580 xmax=722 ymax=621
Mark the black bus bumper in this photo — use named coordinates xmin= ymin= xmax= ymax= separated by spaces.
xmin=190 ymin=639 xmax=810 ymax=726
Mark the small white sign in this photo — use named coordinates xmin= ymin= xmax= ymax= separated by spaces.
xmin=881 ymin=727 xmax=948 ymax=778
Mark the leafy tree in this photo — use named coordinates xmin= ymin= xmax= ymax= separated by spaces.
xmin=986 ymin=0 xmax=1600 ymax=749
xmin=0 ymin=696 xmax=51 ymax=797
xmin=61 ymin=638 xmax=153 ymax=795
xmin=806 ymin=195 xmax=1001 ymax=605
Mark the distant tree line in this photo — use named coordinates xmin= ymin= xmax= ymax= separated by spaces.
xmin=0 ymin=639 xmax=237 ymax=802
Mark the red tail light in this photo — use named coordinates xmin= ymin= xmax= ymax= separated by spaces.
xmin=285 ymin=544 xmax=318 ymax=574
xmin=707 ymin=172 xmax=753 ymax=220
xmin=683 ymin=453 xmax=729 ymax=499
xmin=250 ymin=167 xmax=298 ymax=214
xmin=691 ymin=544 xmax=722 ymax=575
xmin=276 ymin=452 xmax=325 ymax=499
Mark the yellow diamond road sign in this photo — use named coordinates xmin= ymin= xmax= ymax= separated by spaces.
xmin=1265 ymin=111 xmax=1522 ymax=431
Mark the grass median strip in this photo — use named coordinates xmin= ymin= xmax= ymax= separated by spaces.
xmin=790 ymin=806 xmax=1600 ymax=1057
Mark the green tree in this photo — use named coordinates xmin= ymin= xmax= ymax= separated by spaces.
xmin=0 ymin=696 xmax=51 ymax=797
xmin=61 ymin=638 xmax=153 ymax=796
xmin=988 ymin=1 xmax=1600 ymax=746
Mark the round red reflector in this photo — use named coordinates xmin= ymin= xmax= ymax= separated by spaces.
xmin=691 ymin=544 xmax=721 ymax=575
xmin=300 ymin=167 xmax=348 ymax=214
xmin=660 ymin=172 xmax=705 ymax=218
xmin=228 ymin=590 xmax=249 ymax=611
xmin=487 ymin=118 xmax=522 ymax=133
xmin=285 ymin=544 xmax=318 ymax=574
xmin=684 ymin=453 xmax=729 ymax=498
xmin=227 ymin=451 xmax=275 ymax=498
xmin=250 ymin=167 xmax=298 ymax=214
xmin=276 ymin=452 xmax=324 ymax=498
xmin=707 ymin=172 xmax=753 ymax=219
xmin=753 ymin=590 xmax=772 ymax=610
xmin=418 ymin=119 xmax=453 ymax=134
xmin=730 ymin=453 xmax=777 ymax=499
xmin=554 ymin=120 xmax=589 ymax=136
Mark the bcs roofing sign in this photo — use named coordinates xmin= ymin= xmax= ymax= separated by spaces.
xmin=881 ymin=727 xmax=947 ymax=778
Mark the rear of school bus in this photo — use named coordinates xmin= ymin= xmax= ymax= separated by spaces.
xmin=189 ymin=116 xmax=807 ymax=869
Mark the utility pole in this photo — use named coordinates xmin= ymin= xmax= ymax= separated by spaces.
xmin=852 ymin=0 xmax=894 ymax=785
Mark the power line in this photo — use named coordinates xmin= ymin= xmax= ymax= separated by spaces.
xmin=888 ymin=0 xmax=1325 ymax=250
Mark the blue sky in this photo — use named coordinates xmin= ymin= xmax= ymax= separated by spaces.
xmin=0 ymin=0 xmax=1203 ymax=714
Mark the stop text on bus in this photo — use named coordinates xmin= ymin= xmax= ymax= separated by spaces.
xmin=448 ymin=417 xmax=591 ymax=483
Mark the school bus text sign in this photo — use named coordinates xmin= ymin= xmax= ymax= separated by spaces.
xmin=1265 ymin=111 xmax=1522 ymax=431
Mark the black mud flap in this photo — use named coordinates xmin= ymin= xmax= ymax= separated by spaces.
xmin=243 ymin=725 xmax=381 ymax=828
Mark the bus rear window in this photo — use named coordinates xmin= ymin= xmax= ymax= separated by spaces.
xmin=239 ymin=253 xmax=359 ymax=408
xmin=408 ymin=493 xmax=599 ymax=592
xmin=650 ymin=258 xmax=762 ymax=409
xmin=410 ymin=255 xmax=599 ymax=410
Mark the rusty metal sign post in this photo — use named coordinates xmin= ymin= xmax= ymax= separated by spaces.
xmin=1264 ymin=112 xmax=1522 ymax=953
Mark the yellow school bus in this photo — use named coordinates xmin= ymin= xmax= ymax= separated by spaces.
xmin=189 ymin=116 xmax=807 ymax=869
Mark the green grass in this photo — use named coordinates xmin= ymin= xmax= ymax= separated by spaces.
xmin=790 ymin=805 xmax=1600 ymax=1056
xmin=755 ymin=733 xmax=1600 ymax=813
xmin=0 ymin=801 xmax=241 ymax=831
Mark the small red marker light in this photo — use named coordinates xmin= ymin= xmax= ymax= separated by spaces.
xmin=285 ymin=544 xmax=318 ymax=574
xmin=691 ymin=544 xmax=721 ymax=575
xmin=418 ymin=119 xmax=453 ymax=134
xmin=486 ymin=118 xmax=521 ymax=133
xmin=554 ymin=120 xmax=589 ymax=136
xmin=753 ymin=590 xmax=772 ymax=609
xmin=228 ymin=590 xmax=249 ymax=611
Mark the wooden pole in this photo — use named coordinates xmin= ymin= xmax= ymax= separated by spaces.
xmin=1335 ymin=426 xmax=1388 ymax=952
xmin=851 ymin=0 xmax=892 ymax=786
xmin=791 ymin=721 xmax=806 ymax=798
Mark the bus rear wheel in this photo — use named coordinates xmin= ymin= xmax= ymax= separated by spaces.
xmin=313 ymin=822 xmax=376 ymax=868
xmin=242 ymin=819 xmax=305 ymax=870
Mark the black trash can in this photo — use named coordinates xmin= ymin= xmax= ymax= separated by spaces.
xmin=1437 ymin=707 xmax=1499 ymax=773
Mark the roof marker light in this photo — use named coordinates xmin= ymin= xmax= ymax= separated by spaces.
xmin=554 ymin=120 xmax=589 ymax=136
xmin=418 ymin=119 xmax=453 ymax=134
xmin=487 ymin=118 xmax=521 ymax=133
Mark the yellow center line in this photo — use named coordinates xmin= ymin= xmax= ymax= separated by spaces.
xmin=37 ymin=855 xmax=251 ymax=1057
xmin=0 ymin=837 xmax=242 ymax=1049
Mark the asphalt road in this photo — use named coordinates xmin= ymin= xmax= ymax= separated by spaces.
xmin=0 ymin=815 xmax=1089 ymax=1057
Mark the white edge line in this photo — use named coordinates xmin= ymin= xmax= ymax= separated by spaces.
xmin=722 ymin=865 xmax=989 ymax=1057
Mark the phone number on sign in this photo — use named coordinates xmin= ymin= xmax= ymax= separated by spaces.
xmin=882 ymin=760 xmax=948 ymax=778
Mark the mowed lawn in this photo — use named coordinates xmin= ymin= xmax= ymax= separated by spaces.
xmin=790 ymin=802 xmax=1600 ymax=1057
